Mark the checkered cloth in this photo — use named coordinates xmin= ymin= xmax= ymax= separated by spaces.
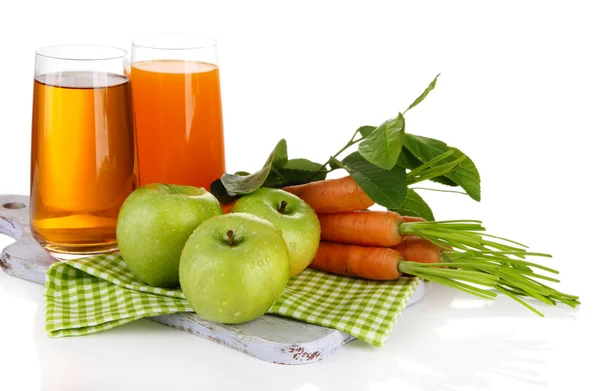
xmin=45 ymin=254 xmax=421 ymax=347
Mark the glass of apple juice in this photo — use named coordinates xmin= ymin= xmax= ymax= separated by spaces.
xmin=30 ymin=45 xmax=138 ymax=258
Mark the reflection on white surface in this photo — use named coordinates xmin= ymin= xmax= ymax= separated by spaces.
xmin=294 ymin=384 xmax=319 ymax=391
xmin=0 ymin=259 xmax=42 ymax=391
xmin=450 ymin=297 xmax=488 ymax=310
xmin=391 ymin=332 xmax=548 ymax=389
xmin=18 ymin=279 xmax=581 ymax=390
xmin=0 ymin=233 xmax=589 ymax=391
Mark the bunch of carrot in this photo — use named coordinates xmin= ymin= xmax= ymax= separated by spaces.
xmin=284 ymin=176 xmax=579 ymax=316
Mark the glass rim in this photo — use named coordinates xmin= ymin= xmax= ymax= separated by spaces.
xmin=132 ymin=33 xmax=216 ymax=51
xmin=35 ymin=44 xmax=128 ymax=61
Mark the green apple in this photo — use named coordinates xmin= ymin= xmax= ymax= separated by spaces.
xmin=179 ymin=213 xmax=289 ymax=324
xmin=116 ymin=183 xmax=222 ymax=287
xmin=231 ymin=188 xmax=320 ymax=276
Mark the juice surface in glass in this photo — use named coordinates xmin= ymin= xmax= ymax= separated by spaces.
xmin=30 ymin=71 xmax=137 ymax=254
xmin=130 ymin=60 xmax=225 ymax=189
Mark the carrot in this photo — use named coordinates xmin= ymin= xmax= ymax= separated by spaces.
xmin=283 ymin=176 xmax=374 ymax=214
xmin=393 ymin=236 xmax=441 ymax=264
xmin=391 ymin=223 xmax=453 ymax=264
xmin=318 ymin=212 xmax=428 ymax=247
xmin=310 ymin=241 xmax=581 ymax=315
xmin=311 ymin=242 xmax=503 ymax=297
xmin=318 ymin=212 xmax=427 ymax=247
xmin=319 ymin=211 xmax=403 ymax=247
xmin=318 ymin=210 xmax=507 ymax=252
xmin=311 ymin=241 xmax=402 ymax=280
xmin=400 ymin=216 xmax=426 ymax=223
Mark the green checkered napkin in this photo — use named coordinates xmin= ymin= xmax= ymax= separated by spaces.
xmin=45 ymin=254 xmax=421 ymax=347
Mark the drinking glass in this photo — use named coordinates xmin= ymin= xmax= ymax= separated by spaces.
xmin=130 ymin=34 xmax=226 ymax=189
xmin=30 ymin=45 xmax=138 ymax=258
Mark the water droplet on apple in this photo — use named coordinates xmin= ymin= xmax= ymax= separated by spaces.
xmin=234 ymin=312 xmax=241 ymax=317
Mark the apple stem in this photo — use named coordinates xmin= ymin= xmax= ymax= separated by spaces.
xmin=279 ymin=201 xmax=288 ymax=214
xmin=226 ymin=230 xmax=235 ymax=246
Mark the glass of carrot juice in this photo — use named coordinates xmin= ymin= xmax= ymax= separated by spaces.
xmin=130 ymin=34 xmax=225 ymax=189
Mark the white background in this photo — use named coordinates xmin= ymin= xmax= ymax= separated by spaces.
xmin=1 ymin=1 xmax=599 ymax=390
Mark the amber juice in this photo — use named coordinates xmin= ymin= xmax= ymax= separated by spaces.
xmin=30 ymin=72 xmax=137 ymax=254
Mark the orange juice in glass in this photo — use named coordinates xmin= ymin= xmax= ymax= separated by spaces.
xmin=130 ymin=35 xmax=225 ymax=189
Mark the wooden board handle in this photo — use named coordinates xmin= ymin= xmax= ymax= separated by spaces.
xmin=1 ymin=194 xmax=56 ymax=284
xmin=0 ymin=195 xmax=29 ymax=240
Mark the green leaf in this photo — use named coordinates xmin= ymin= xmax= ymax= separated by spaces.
xmin=429 ymin=174 xmax=458 ymax=187
xmin=265 ymin=158 xmax=326 ymax=187
xmin=404 ymin=73 xmax=440 ymax=114
xmin=358 ymin=113 xmax=405 ymax=170
xmin=328 ymin=156 xmax=344 ymax=170
xmin=209 ymin=178 xmax=239 ymax=205
xmin=358 ymin=125 xmax=376 ymax=138
xmin=221 ymin=139 xmax=288 ymax=194
xmin=392 ymin=189 xmax=435 ymax=221
xmin=270 ymin=139 xmax=289 ymax=169
xmin=222 ymin=166 xmax=272 ymax=195
xmin=282 ymin=158 xmax=323 ymax=172
xmin=403 ymin=134 xmax=481 ymax=201
xmin=342 ymin=151 xmax=407 ymax=210
xmin=396 ymin=149 xmax=423 ymax=170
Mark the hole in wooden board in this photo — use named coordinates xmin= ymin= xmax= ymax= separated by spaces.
xmin=2 ymin=202 xmax=26 ymax=210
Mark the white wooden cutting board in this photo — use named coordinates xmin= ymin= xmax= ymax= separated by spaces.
xmin=0 ymin=194 xmax=424 ymax=364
